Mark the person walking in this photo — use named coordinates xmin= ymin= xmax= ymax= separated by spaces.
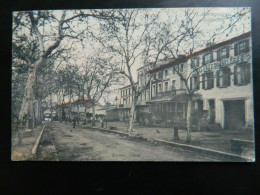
xmin=72 ymin=118 xmax=76 ymax=128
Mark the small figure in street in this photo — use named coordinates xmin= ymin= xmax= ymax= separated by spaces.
xmin=100 ymin=118 xmax=104 ymax=128
xmin=72 ymin=118 xmax=76 ymax=129
xmin=156 ymin=129 xmax=160 ymax=133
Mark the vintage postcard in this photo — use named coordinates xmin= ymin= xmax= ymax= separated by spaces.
xmin=11 ymin=8 xmax=254 ymax=161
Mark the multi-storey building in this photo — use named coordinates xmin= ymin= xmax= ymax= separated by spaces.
xmin=112 ymin=31 xmax=253 ymax=131
xmin=187 ymin=31 xmax=253 ymax=130
xmin=147 ymin=31 xmax=253 ymax=130
xmin=145 ymin=56 xmax=189 ymax=127
xmin=56 ymin=99 xmax=90 ymax=120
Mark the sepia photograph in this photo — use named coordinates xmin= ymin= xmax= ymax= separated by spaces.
xmin=11 ymin=7 xmax=254 ymax=162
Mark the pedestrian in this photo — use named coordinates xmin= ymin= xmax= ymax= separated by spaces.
xmin=100 ymin=117 xmax=104 ymax=128
xmin=72 ymin=118 xmax=76 ymax=128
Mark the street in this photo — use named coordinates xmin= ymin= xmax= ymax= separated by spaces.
xmin=48 ymin=121 xmax=220 ymax=161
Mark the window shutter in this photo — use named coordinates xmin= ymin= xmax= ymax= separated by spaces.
xmin=190 ymin=77 xmax=193 ymax=90
xmin=226 ymin=47 xmax=229 ymax=58
xmin=210 ymin=53 xmax=213 ymax=63
xmin=217 ymin=50 xmax=220 ymax=61
xmin=226 ymin=68 xmax=231 ymax=86
xmin=245 ymin=64 xmax=250 ymax=83
xmin=216 ymin=70 xmax=220 ymax=87
xmin=202 ymin=55 xmax=205 ymax=65
xmin=245 ymin=40 xmax=249 ymax=53
xmin=211 ymin=72 xmax=214 ymax=88
xmin=197 ymin=76 xmax=200 ymax=90
xmin=234 ymin=66 xmax=237 ymax=85
xmin=234 ymin=43 xmax=238 ymax=56
xmin=202 ymin=74 xmax=205 ymax=89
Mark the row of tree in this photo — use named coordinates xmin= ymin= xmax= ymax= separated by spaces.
xmin=12 ymin=8 xmax=250 ymax=142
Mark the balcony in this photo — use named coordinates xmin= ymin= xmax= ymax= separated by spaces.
xmin=136 ymin=99 xmax=147 ymax=106
xmin=151 ymin=89 xmax=187 ymax=101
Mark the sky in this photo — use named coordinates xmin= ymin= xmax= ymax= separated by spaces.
xmin=13 ymin=8 xmax=251 ymax=105
xmin=59 ymin=8 xmax=251 ymax=79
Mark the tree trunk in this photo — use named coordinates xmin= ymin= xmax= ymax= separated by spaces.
xmin=127 ymin=96 xmax=137 ymax=132
xmin=92 ymin=103 xmax=96 ymax=126
xmin=173 ymin=127 xmax=179 ymax=140
xmin=18 ymin=66 xmax=37 ymax=129
xmin=84 ymin=103 xmax=87 ymax=125
xmin=69 ymin=95 xmax=72 ymax=120
xmin=186 ymin=96 xmax=193 ymax=143
xmin=77 ymin=103 xmax=80 ymax=124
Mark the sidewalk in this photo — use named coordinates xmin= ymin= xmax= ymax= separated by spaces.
xmin=11 ymin=123 xmax=45 ymax=161
xmin=86 ymin=121 xmax=255 ymax=159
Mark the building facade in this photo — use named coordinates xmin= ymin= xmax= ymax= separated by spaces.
xmin=114 ymin=31 xmax=254 ymax=131
xmin=56 ymin=99 xmax=90 ymax=121
xmin=187 ymin=32 xmax=253 ymax=130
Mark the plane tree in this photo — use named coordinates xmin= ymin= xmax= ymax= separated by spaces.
xmin=12 ymin=10 xmax=116 ymax=131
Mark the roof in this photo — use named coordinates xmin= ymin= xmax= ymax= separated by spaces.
xmin=57 ymin=98 xmax=90 ymax=106
xmin=148 ymin=31 xmax=251 ymax=73
xmin=119 ymin=82 xmax=138 ymax=90
xmin=58 ymin=101 xmax=71 ymax=106
xmin=148 ymin=55 xmax=189 ymax=73
xmin=44 ymin=109 xmax=57 ymax=114
xmin=189 ymin=31 xmax=251 ymax=58
xmin=137 ymin=58 xmax=175 ymax=71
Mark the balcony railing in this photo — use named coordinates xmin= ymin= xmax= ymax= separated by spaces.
xmin=136 ymin=100 xmax=147 ymax=105
xmin=151 ymin=89 xmax=187 ymax=100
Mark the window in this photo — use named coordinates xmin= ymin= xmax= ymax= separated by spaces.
xmin=202 ymin=71 xmax=214 ymax=89
xmin=234 ymin=63 xmax=250 ymax=85
xmin=152 ymin=84 xmax=156 ymax=97
xmin=153 ymin=73 xmax=156 ymax=80
xmin=146 ymin=74 xmax=149 ymax=82
xmin=173 ymin=67 xmax=176 ymax=74
xmin=165 ymin=69 xmax=168 ymax=77
xmin=158 ymin=83 xmax=162 ymax=93
xmin=142 ymin=91 xmax=145 ymax=100
xmin=164 ymin=82 xmax=168 ymax=91
xmin=190 ymin=75 xmax=200 ymax=90
xmin=162 ymin=104 xmax=166 ymax=112
xmin=203 ymin=52 xmax=213 ymax=65
xmin=170 ymin=103 xmax=175 ymax=112
xmin=177 ymin=103 xmax=184 ymax=118
xmin=158 ymin=71 xmax=163 ymax=79
xmin=191 ymin=58 xmax=199 ymax=68
xmin=180 ymin=79 xmax=185 ymax=89
xmin=172 ymin=80 xmax=176 ymax=90
xmin=216 ymin=67 xmax=231 ymax=87
xmin=146 ymin=90 xmax=150 ymax=100
xmin=180 ymin=64 xmax=184 ymax=72
xmin=234 ymin=40 xmax=249 ymax=56
xmin=217 ymin=47 xmax=229 ymax=60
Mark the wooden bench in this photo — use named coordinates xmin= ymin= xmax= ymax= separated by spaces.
xmin=230 ymin=139 xmax=254 ymax=154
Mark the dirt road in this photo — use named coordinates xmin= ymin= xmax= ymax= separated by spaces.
xmin=49 ymin=121 xmax=220 ymax=161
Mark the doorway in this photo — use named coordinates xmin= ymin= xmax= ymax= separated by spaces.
xmin=223 ymin=100 xmax=245 ymax=130
xmin=208 ymin=99 xmax=215 ymax=124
